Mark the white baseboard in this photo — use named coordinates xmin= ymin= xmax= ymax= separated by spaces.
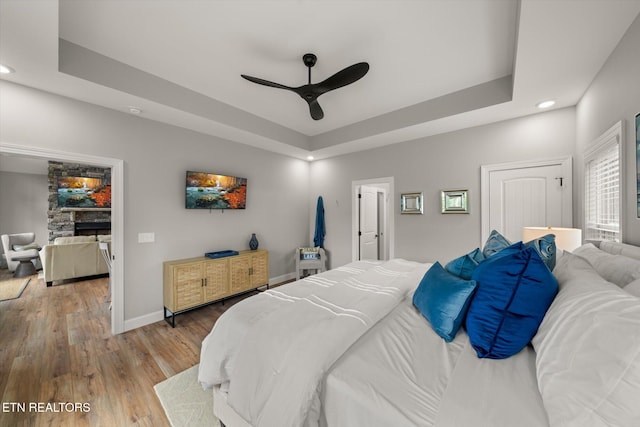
xmin=270 ymin=272 xmax=296 ymax=286
xmin=123 ymin=274 xmax=296 ymax=332
xmin=124 ymin=309 xmax=164 ymax=332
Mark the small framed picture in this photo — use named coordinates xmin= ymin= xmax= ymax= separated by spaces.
xmin=441 ymin=190 xmax=469 ymax=214
xmin=401 ymin=192 xmax=423 ymax=214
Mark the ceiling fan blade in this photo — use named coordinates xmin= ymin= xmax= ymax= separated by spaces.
xmin=315 ymin=62 xmax=369 ymax=95
xmin=241 ymin=74 xmax=293 ymax=91
xmin=307 ymin=98 xmax=324 ymax=120
xmin=242 ymin=55 xmax=368 ymax=120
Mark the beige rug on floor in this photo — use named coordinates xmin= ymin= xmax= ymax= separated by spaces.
xmin=154 ymin=364 xmax=221 ymax=427
xmin=0 ymin=276 xmax=31 ymax=302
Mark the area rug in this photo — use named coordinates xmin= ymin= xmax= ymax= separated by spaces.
xmin=154 ymin=364 xmax=220 ymax=427
xmin=0 ymin=276 xmax=31 ymax=302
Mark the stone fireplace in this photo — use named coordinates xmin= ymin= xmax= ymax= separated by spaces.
xmin=74 ymin=220 xmax=112 ymax=236
xmin=47 ymin=161 xmax=111 ymax=242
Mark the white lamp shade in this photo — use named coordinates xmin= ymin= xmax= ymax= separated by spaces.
xmin=522 ymin=227 xmax=583 ymax=252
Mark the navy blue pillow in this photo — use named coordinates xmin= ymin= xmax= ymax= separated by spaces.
xmin=445 ymin=248 xmax=485 ymax=280
xmin=524 ymin=233 xmax=556 ymax=271
xmin=413 ymin=262 xmax=477 ymax=342
xmin=486 ymin=241 xmax=526 ymax=260
xmin=482 ymin=230 xmax=512 ymax=258
xmin=465 ymin=246 xmax=558 ymax=359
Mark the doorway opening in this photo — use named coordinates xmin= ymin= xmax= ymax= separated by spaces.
xmin=0 ymin=142 xmax=124 ymax=334
xmin=351 ymin=177 xmax=394 ymax=261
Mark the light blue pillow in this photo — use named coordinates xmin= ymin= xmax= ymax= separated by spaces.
xmin=482 ymin=229 xmax=556 ymax=271
xmin=489 ymin=241 xmax=526 ymax=259
xmin=482 ymin=229 xmax=511 ymax=258
xmin=445 ymin=248 xmax=485 ymax=280
xmin=524 ymin=233 xmax=556 ymax=271
xmin=413 ymin=262 xmax=478 ymax=342
xmin=466 ymin=246 xmax=558 ymax=359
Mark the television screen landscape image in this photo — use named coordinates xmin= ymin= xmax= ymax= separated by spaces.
xmin=57 ymin=176 xmax=111 ymax=208
xmin=186 ymin=171 xmax=247 ymax=209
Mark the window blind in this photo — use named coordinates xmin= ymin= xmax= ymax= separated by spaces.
xmin=584 ymin=140 xmax=620 ymax=241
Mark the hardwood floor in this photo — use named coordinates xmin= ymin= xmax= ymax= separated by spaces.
xmin=0 ymin=272 xmax=253 ymax=426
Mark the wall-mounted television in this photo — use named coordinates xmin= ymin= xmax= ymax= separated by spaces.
xmin=185 ymin=171 xmax=247 ymax=209
xmin=57 ymin=176 xmax=111 ymax=208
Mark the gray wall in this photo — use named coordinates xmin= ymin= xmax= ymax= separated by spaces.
xmin=576 ymin=13 xmax=640 ymax=244
xmin=0 ymin=171 xmax=49 ymax=262
xmin=0 ymin=81 xmax=310 ymax=324
xmin=310 ymin=108 xmax=577 ymax=267
xmin=2 ymin=13 xmax=636 ymax=327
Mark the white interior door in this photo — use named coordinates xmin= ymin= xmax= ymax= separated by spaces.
xmin=377 ymin=190 xmax=388 ymax=260
xmin=351 ymin=177 xmax=394 ymax=263
xmin=482 ymin=158 xmax=572 ymax=243
xmin=359 ymin=185 xmax=379 ymax=260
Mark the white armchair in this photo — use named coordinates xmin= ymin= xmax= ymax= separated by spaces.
xmin=1 ymin=232 xmax=41 ymax=272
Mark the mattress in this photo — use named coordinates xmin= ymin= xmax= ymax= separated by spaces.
xmin=321 ymin=296 xmax=549 ymax=427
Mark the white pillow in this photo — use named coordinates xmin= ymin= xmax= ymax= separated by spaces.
xmin=533 ymin=253 xmax=640 ymax=427
xmin=624 ymin=279 xmax=640 ymax=297
xmin=572 ymin=243 xmax=640 ymax=287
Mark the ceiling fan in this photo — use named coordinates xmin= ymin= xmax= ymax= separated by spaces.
xmin=241 ymin=53 xmax=369 ymax=120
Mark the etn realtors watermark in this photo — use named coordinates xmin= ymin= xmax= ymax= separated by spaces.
xmin=2 ymin=402 xmax=91 ymax=413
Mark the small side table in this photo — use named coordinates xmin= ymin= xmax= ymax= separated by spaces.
xmin=13 ymin=249 xmax=39 ymax=278
xmin=296 ymin=247 xmax=327 ymax=280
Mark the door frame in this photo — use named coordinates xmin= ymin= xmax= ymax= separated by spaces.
xmin=0 ymin=142 xmax=125 ymax=334
xmin=359 ymin=185 xmax=380 ymax=260
xmin=352 ymin=177 xmax=394 ymax=262
xmin=480 ymin=156 xmax=573 ymax=244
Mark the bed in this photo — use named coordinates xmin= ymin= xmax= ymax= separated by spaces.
xmin=198 ymin=238 xmax=640 ymax=427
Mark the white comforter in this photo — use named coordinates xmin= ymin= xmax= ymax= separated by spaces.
xmin=323 ymin=296 xmax=548 ymax=427
xmin=199 ymin=259 xmax=430 ymax=427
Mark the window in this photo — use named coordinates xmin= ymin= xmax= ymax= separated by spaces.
xmin=584 ymin=121 xmax=622 ymax=242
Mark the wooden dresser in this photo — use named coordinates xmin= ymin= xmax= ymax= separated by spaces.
xmin=163 ymin=249 xmax=269 ymax=327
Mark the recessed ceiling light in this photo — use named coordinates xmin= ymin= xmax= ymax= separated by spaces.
xmin=536 ymin=100 xmax=555 ymax=109
xmin=128 ymin=106 xmax=142 ymax=114
xmin=0 ymin=64 xmax=15 ymax=74
xmin=306 ymin=155 xmax=314 ymax=161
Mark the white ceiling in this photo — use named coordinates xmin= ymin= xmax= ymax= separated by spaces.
xmin=1 ymin=0 xmax=639 ymax=161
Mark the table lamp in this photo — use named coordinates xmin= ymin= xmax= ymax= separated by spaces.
xmin=522 ymin=226 xmax=582 ymax=253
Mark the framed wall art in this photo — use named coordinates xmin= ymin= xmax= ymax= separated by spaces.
xmin=401 ymin=192 xmax=423 ymax=214
xmin=441 ymin=189 xmax=469 ymax=214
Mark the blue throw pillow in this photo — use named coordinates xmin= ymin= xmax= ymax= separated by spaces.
xmin=524 ymin=233 xmax=556 ymax=271
xmin=466 ymin=246 xmax=558 ymax=359
xmin=482 ymin=229 xmax=512 ymax=258
xmin=489 ymin=241 xmax=526 ymax=259
xmin=413 ymin=262 xmax=477 ymax=342
xmin=445 ymin=248 xmax=485 ymax=280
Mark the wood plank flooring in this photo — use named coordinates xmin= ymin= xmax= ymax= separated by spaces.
xmin=0 ymin=273 xmax=253 ymax=426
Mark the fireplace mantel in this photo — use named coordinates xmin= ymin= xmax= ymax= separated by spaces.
xmin=61 ymin=208 xmax=111 ymax=222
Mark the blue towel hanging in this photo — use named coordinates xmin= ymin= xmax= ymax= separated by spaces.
xmin=314 ymin=196 xmax=325 ymax=248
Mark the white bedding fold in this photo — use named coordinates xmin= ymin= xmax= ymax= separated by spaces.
xmin=200 ymin=258 xmax=429 ymax=427
xmin=198 ymin=260 xmax=383 ymax=390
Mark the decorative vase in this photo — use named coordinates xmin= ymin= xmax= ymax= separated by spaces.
xmin=249 ymin=233 xmax=259 ymax=250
